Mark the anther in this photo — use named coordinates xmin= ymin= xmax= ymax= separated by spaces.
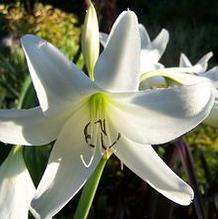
xmin=108 ymin=133 xmax=121 ymax=148
xmin=100 ymin=132 xmax=121 ymax=150
xmin=84 ymin=122 xmax=96 ymax=148
xmin=84 ymin=122 xmax=91 ymax=144
xmin=95 ymin=119 xmax=107 ymax=136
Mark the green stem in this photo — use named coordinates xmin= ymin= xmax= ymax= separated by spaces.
xmin=17 ymin=75 xmax=31 ymax=109
xmin=73 ymin=156 xmax=108 ymax=219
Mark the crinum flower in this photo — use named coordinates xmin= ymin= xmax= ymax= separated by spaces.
xmin=0 ymin=11 xmax=215 ymax=219
xmin=140 ymin=52 xmax=218 ymax=127
xmin=0 ymin=147 xmax=35 ymax=219
xmin=100 ymin=24 xmax=169 ymax=89
xmin=100 ymin=24 xmax=169 ymax=73
xmin=179 ymin=52 xmax=218 ymax=127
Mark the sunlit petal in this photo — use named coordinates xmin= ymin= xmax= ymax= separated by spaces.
xmin=114 ymin=136 xmax=193 ymax=205
xmin=21 ymin=35 xmax=96 ymax=114
xmin=109 ymin=81 xmax=214 ymax=144
xmin=140 ymin=28 xmax=169 ymax=71
xmin=179 ymin=53 xmax=192 ymax=68
xmin=31 ymin=104 xmax=102 ymax=219
xmin=180 ymin=52 xmax=213 ymax=74
xmin=148 ymin=28 xmax=169 ymax=61
xmin=139 ymin=24 xmax=150 ymax=47
xmin=196 ymin=52 xmax=213 ymax=73
xmin=202 ymin=66 xmax=218 ymax=86
xmin=0 ymin=149 xmax=35 ymax=219
xmin=99 ymin=32 xmax=109 ymax=48
xmin=0 ymin=107 xmax=71 ymax=145
xmin=95 ymin=11 xmax=140 ymax=92
xmin=140 ymin=67 xmax=208 ymax=85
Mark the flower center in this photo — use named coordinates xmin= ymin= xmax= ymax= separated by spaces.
xmin=83 ymin=92 xmax=121 ymax=152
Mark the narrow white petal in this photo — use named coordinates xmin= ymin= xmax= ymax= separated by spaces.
xmin=95 ymin=11 xmax=140 ymax=92
xmin=21 ymin=35 xmax=96 ymax=114
xmin=99 ymin=32 xmax=109 ymax=48
xmin=140 ymin=28 xmax=169 ymax=73
xmin=205 ymin=100 xmax=218 ymax=127
xmin=114 ymin=137 xmax=193 ymax=205
xmin=149 ymin=28 xmax=169 ymax=61
xmin=179 ymin=53 xmax=192 ymax=68
xmin=0 ymin=107 xmax=71 ymax=145
xmin=140 ymin=67 xmax=208 ymax=85
xmin=202 ymin=66 xmax=218 ymax=86
xmin=196 ymin=52 xmax=213 ymax=73
xmin=0 ymin=149 xmax=35 ymax=219
xmin=180 ymin=52 xmax=213 ymax=74
xmin=109 ymin=81 xmax=215 ymax=145
xmin=139 ymin=24 xmax=151 ymax=47
xmin=31 ymin=104 xmax=102 ymax=219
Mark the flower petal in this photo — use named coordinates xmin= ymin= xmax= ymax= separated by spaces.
xmin=109 ymin=81 xmax=215 ymax=145
xmin=179 ymin=53 xmax=192 ymax=68
xmin=140 ymin=28 xmax=169 ymax=73
xmin=202 ymin=66 xmax=218 ymax=86
xmin=0 ymin=148 xmax=35 ymax=219
xmin=139 ymin=24 xmax=150 ymax=47
xmin=99 ymin=32 xmax=109 ymax=48
xmin=140 ymin=67 xmax=208 ymax=85
xmin=139 ymin=75 xmax=166 ymax=90
xmin=148 ymin=28 xmax=169 ymax=61
xmin=180 ymin=52 xmax=213 ymax=74
xmin=196 ymin=52 xmax=213 ymax=73
xmin=0 ymin=107 xmax=71 ymax=145
xmin=21 ymin=35 xmax=95 ymax=114
xmin=31 ymin=104 xmax=102 ymax=219
xmin=94 ymin=11 xmax=140 ymax=92
xmin=113 ymin=136 xmax=193 ymax=205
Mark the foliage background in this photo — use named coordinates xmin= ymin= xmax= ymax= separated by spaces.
xmin=0 ymin=0 xmax=218 ymax=218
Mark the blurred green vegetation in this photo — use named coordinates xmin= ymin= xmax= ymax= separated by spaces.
xmin=0 ymin=2 xmax=80 ymax=59
xmin=0 ymin=0 xmax=218 ymax=218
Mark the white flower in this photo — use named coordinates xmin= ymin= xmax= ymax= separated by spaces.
xmin=179 ymin=52 xmax=214 ymax=74
xmin=100 ymin=24 xmax=169 ymax=89
xmin=0 ymin=11 xmax=215 ymax=219
xmin=140 ymin=52 xmax=218 ymax=127
xmin=100 ymin=24 xmax=169 ymax=72
xmin=179 ymin=52 xmax=218 ymax=127
xmin=0 ymin=147 xmax=35 ymax=219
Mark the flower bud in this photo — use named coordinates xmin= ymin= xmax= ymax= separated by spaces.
xmin=82 ymin=1 xmax=99 ymax=80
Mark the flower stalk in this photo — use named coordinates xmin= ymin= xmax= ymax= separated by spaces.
xmin=73 ymin=156 xmax=108 ymax=219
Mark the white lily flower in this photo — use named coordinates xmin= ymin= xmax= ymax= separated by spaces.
xmin=179 ymin=53 xmax=218 ymax=127
xmin=138 ymin=24 xmax=169 ymax=72
xmin=179 ymin=52 xmax=213 ymax=74
xmin=0 ymin=147 xmax=35 ymax=219
xmin=100 ymin=23 xmax=169 ymax=74
xmin=140 ymin=52 xmax=218 ymax=127
xmin=0 ymin=11 xmax=215 ymax=219
xmin=100 ymin=23 xmax=169 ymax=90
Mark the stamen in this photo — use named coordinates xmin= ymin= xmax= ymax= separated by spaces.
xmin=95 ymin=119 xmax=107 ymax=136
xmin=100 ymin=132 xmax=121 ymax=149
xmin=84 ymin=122 xmax=91 ymax=144
xmin=100 ymin=133 xmax=107 ymax=150
xmin=83 ymin=121 xmax=95 ymax=148
xmin=108 ymin=133 xmax=121 ymax=148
